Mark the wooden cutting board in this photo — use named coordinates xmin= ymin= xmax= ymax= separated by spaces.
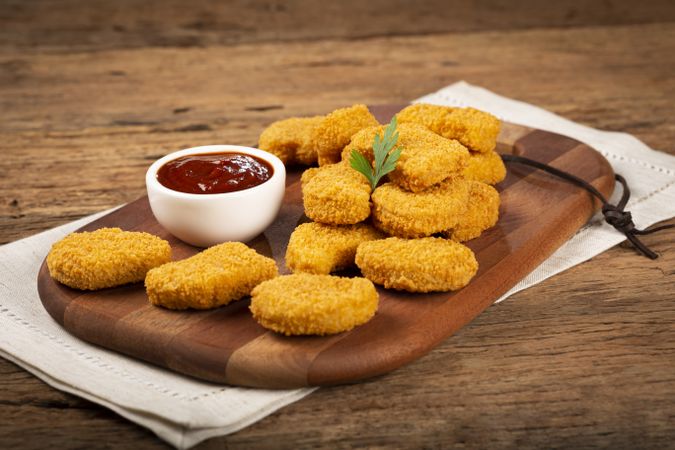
xmin=37 ymin=105 xmax=615 ymax=388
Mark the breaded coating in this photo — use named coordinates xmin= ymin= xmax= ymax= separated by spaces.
xmin=286 ymin=222 xmax=384 ymax=274
xmin=258 ymin=116 xmax=324 ymax=165
xmin=463 ymin=150 xmax=506 ymax=185
xmin=444 ymin=107 xmax=501 ymax=153
xmin=397 ymin=104 xmax=500 ymax=153
xmin=313 ymin=104 xmax=380 ymax=166
xmin=371 ymin=179 xmax=470 ymax=238
xmin=445 ymin=181 xmax=500 ymax=242
xmin=396 ymin=104 xmax=449 ymax=139
xmin=355 ymin=237 xmax=478 ymax=292
xmin=46 ymin=227 xmax=171 ymax=290
xmin=342 ymin=123 xmax=470 ymax=193
xmin=300 ymin=166 xmax=320 ymax=185
xmin=250 ymin=274 xmax=378 ymax=335
xmin=302 ymin=162 xmax=372 ymax=225
xmin=145 ymin=242 xmax=278 ymax=310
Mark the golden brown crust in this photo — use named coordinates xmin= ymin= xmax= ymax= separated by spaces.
xmin=301 ymin=162 xmax=372 ymax=225
xmin=145 ymin=242 xmax=278 ymax=310
xmin=397 ymin=103 xmax=500 ymax=153
xmin=340 ymin=125 xmax=379 ymax=162
xmin=300 ymin=166 xmax=320 ymax=185
xmin=371 ymin=179 xmax=470 ymax=238
xmin=342 ymin=123 xmax=470 ymax=193
xmin=463 ymin=150 xmax=506 ymax=185
xmin=394 ymin=104 xmax=451 ymax=140
xmin=250 ymin=274 xmax=379 ymax=335
xmin=444 ymin=181 xmax=500 ymax=242
xmin=355 ymin=237 xmax=478 ymax=292
xmin=285 ymin=222 xmax=384 ymax=274
xmin=312 ymin=104 xmax=379 ymax=166
xmin=46 ymin=227 xmax=171 ymax=290
xmin=258 ymin=116 xmax=324 ymax=165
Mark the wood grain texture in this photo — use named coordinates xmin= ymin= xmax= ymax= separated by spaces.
xmin=36 ymin=108 xmax=616 ymax=388
xmin=3 ymin=0 xmax=675 ymax=53
xmin=1 ymin=0 xmax=675 ymax=447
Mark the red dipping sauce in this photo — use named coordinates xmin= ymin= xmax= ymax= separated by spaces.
xmin=156 ymin=152 xmax=273 ymax=194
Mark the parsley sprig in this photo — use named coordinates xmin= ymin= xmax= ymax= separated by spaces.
xmin=349 ymin=116 xmax=402 ymax=191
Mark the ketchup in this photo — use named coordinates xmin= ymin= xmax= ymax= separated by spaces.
xmin=156 ymin=152 xmax=273 ymax=194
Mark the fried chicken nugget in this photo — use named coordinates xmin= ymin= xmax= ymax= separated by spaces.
xmin=463 ymin=150 xmax=506 ymax=185
xmin=371 ymin=179 xmax=470 ymax=238
xmin=302 ymin=162 xmax=372 ymax=225
xmin=145 ymin=242 xmax=277 ymax=310
xmin=250 ymin=274 xmax=378 ymax=335
xmin=355 ymin=237 xmax=478 ymax=292
xmin=313 ymin=104 xmax=380 ymax=166
xmin=286 ymin=222 xmax=384 ymax=274
xmin=444 ymin=181 xmax=500 ymax=242
xmin=342 ymin=123 xmax=469 ymax=193
xmin=397 ymin=104 xmax=500 ymax=153
xmin=300 ymin=166 xmax=320 ymax=185
xmin=46 ymin=227 xmax=171 ymax=290
xmin=258 ymin=116 xmax=324 ymax=165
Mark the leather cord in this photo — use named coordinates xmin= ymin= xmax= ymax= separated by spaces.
xmin=501 ymin=153 xmax=675 ymax=259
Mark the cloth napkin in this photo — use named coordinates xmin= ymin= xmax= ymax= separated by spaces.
xmin=1 ymin=82 xmax=673 ymax=449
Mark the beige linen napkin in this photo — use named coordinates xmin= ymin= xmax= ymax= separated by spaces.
xmin=0 ymin=82 xmax=673 ymax=448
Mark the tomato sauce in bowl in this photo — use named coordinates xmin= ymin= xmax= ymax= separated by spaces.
xmin=156 ymin=152 xmax=273 ymax=195
xmin=146 ymin=145 xmax=286 ymax=247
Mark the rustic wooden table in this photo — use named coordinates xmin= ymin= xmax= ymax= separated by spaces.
xmin=1 ymin=1 xmax=674 ymax=448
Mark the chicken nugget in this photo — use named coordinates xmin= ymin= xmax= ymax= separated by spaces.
xmin=46 ymin=227 xmax=171 ymax=290
xmin=342 ymin=123 xmax=469 ymax=193
xmin=463 ymin=150 xmax=506 ymax=185
xmin=355 ymin=237 xmax=478 ymax=292
xmin=145 ymin=242 xmax=277 ymax=310
xmin=445 ymin=181 xmax=500 ymax=242
xmin=397 ymin=104 xmax=500 ymax=153
xmin=395 ymin=104 xmax=451 ymax=138
xmin=302 ymin=161 xmax=372 ymax=225
xmin=444 ymin=107 xmax=501 ymax=153
xmin=250 ymin=273 xmax=378 ymax=335
xmin=300 ymin=166 xmax=320 ymax=185
xmin=286 ymin=222 xmax=384 ymax=274
xmin=313 ymin=104 xmax=379 ymax=166
xmin=371 ymin=179 xmax=470 ymax=238
xmin=258 ymin=116 xmax=324 ymax=165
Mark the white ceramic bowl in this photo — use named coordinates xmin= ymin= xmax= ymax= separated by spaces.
xmin=146 ymin=145 xmax=286 ymax=247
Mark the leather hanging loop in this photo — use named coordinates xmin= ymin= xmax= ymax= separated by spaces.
xmin=501 ymin=154 xmax=674 ymax=260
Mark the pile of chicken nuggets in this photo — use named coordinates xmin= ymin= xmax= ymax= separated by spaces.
xmin=259 ymin=103 xmax=504 ymax=334
xmin=271 ymin=103 xmax=503 ymax=286
xmin=46 ymin=103 xmax=504 ymax=337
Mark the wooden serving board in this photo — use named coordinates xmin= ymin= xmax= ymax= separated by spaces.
xmin=37 ymin=105 xmax=615 ymax=389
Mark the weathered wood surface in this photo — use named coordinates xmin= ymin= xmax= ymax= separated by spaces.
xmin=4 ymin=0 xmax=675 ymax=52
xmin=1 ymin=0 xmax=674 ymax=447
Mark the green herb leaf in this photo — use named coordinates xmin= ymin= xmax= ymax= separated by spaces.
xmin=349 ymin=116 xmax=402 ymax=191
xmin=349 ymin=150 xmax=375 ymax=187
xmin=379 ymin=145 xmax=401 ymax=175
